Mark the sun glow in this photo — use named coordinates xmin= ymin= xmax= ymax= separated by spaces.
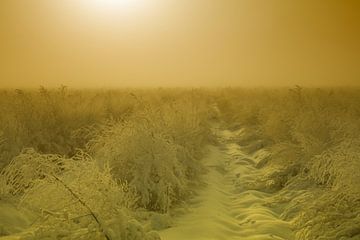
xmin=87 ymin=0 xmax=144 ymax=11
xmin=78 ymin=0 xmax=152 ymax=20
xmin=91 ymin=0 xmax=134 ymax=7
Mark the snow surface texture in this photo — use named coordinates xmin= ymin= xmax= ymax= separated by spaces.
xmin=216 ymin=88 xmax=360 ymax=240
xmin=160 ymin=123 xmax=294 ymax=240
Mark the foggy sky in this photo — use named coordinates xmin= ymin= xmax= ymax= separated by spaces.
xmin=1 ymin=0 xmax=359 ymax=88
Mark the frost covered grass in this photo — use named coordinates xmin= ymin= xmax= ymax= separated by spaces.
xmin=89 ymin=97 xmax=212 ymax=212
xmin=2 ymin=86 xmax=358 ymax=239
xmin=0 ymin=87 xmax=138 ymax=169
xmin=217 ymin=87 xmax=360 ymax=239
xmin=0 ymin=88 xmax=214 ymax=239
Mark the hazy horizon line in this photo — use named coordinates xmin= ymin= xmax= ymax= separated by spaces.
xmin=1 ymin=84 xmax=360 ymax=91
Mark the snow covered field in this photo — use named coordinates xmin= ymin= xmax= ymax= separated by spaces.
xmin=0 ymin=88 xmax=359 ymax=239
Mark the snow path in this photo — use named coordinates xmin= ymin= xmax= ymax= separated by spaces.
xmin=159 ymin=125 xmax=294 ymax=240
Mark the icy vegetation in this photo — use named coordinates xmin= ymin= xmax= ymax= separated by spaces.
xmin=217 ymin=87 xmax=360 ymax=239
xmin=0 ymin=88 xmax=213 ymax=239
xmin=0 ymin=87 xmax=359 ymax=239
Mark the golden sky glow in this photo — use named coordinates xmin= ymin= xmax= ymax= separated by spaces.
xmin=1 ymin=0 xmax=360 ymax=88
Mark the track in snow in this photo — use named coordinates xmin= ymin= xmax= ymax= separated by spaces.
xmin=159 ymin=125 xmax=294 ymax=240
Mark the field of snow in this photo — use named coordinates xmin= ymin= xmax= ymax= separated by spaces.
xmin=0 ymin=87 xmax=359 ymax=239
